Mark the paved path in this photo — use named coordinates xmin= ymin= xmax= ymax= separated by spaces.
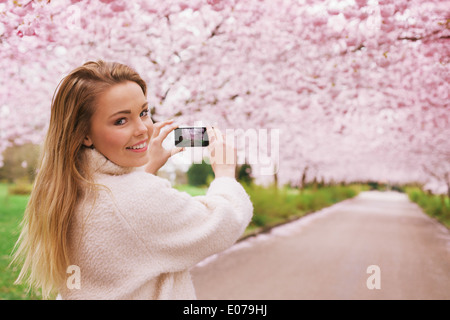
xmin=191 ymin=191 xmax=450 ymax=299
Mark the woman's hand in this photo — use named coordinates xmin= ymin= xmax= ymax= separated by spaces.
xmin=145 ymin=119 xmax=184 ymax=174
xmin=206 ymin=125 xmax=237 ymax=179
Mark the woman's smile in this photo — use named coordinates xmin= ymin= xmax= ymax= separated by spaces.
xmin=126 ymin=140 xmax=149 ymax=152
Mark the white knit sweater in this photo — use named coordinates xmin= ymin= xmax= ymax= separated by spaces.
xmin=59 ymin=148 xmax=253 ymax=300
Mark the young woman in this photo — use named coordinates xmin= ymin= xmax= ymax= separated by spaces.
xmin=12 ymin=60 xmax=253 ymax=299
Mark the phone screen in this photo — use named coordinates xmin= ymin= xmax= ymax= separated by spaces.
xmin=174 ymin=127 xmax=209 ymax=147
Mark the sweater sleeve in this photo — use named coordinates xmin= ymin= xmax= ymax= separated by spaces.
xmin=107 ymin=174 xmax=253 ymax=274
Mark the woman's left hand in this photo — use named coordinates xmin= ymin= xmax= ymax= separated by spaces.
xmin=145 ymin=119 xmax=184 ymax=174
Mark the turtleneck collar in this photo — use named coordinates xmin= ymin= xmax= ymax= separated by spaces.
xmin=83 ymin=148 xmax=137 ymax=176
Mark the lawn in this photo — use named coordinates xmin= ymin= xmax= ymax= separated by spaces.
xmin=0 ymin=184 xmax=41 ymax=299
xmin=405 ymin=186 xmax=450 ymax=228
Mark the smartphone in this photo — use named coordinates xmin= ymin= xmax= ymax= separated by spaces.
xmin=174 ymin=127 xmax=209 ymax=147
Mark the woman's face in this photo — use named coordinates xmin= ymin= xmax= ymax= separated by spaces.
xmin=83 ymin=81 xmax=153 ymax=167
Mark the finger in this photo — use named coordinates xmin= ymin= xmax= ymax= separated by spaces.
xmin=170 ymin=147 xmax=185 ymax=157
xmin=152 ymin=119 xmax=175 ymax=138
xmin=213 ymin=126 xmax=224 ymax=143
xmin=206 ymin=125 xmax=216 ymax=139
xmin=206 ymin=125 xmax=217 ymax=144
xmin=153 ymin=124 xmax=179 ymax=147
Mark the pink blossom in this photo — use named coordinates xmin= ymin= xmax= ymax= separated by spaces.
xmin=380 ymin=4 xmax=395 ymax=18
xmin=207 ymin=0 xmax=226 ymax=12
xmin=327 ymin=8 xmax=340 ymax=15
xmin=0 ymin=0 xmax=447 ymax=191
xmin=355 ymin=0 xmax=367 ymax=8
xmin=312 ymin=16 xmax=328 ymax=27
xmin=110 ymin=1 xmax=127 ymax=12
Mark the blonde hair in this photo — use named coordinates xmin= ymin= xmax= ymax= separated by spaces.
xmin=11 ymin=60 xmax=147 ymax=299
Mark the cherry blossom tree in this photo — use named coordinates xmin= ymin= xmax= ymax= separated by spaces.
xmin=0 ymin=0 xmax=448 ymax=192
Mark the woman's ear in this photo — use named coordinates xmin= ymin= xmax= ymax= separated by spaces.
xmin=83 ymin=136 xmax=94 ymax=148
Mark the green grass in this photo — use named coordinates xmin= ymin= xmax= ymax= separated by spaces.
xmin=241 ymin=183 xmax=365 ymax=236
xmin=0 ymin=184 xmax=41 ymax=300
xmin=405 ymin=187 xmax=450 ymax=228
xmin=174 ymin=184 xmax=208 ymax=196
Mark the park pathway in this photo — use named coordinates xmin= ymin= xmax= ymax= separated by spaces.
xmin=191 ymin=191 xmax=450 ymax=299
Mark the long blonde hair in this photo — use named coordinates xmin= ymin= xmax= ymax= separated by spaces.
xmin=12 ymin=60 xmax=147 ymax=299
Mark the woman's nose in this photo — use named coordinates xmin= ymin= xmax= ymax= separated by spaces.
xmin=134 ymin=119 xmax=148 ymax=136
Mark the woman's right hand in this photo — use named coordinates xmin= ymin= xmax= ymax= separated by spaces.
xmin=206 ymin=125 xmax=237 ymax=179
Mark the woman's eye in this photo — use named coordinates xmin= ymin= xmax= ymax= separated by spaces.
xmin=140 ymin=109 xmax=149 ymax=117
xmin=114 ymin=118 xmax=127 ymax=126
